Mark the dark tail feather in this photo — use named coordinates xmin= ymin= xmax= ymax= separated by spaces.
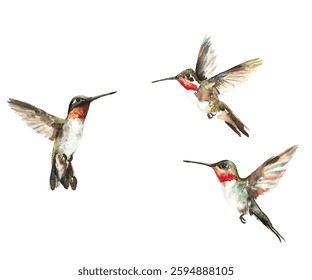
xmin=225 ymin=121 xmax=244 ymax=137
xmin=50 ymin=155 xmax=60 ymax=190
xmin=60 ymin=161 xmax=78 ymax=190
xmin=51 ymin=154 xmax=78 ymax=190
xmin=249 ymin=198 xmax=285 ymax=242
xmin=219 ymin=102 xmax=249 ymax=137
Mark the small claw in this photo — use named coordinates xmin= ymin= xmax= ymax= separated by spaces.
xmin=68 ymin=155 xmax=73 ymax=162
xmin=207 ymin=112 xmax=216 ymax=119
xmin=62 ymin=154 xmax=73 ymax=162
xmin=239 ymin=214 xmax=246 ymax=224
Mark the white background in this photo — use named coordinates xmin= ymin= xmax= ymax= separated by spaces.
xmin=0 ymin=0 xmax=311 ymax=279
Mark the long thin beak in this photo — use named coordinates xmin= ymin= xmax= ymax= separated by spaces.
xmin=183 ymin=160 xmax=213 ymax=167
xmin=152 ymin=76 xmax=176 ymax=83
xmin=89 ymin=91 xmax=117 ymax=102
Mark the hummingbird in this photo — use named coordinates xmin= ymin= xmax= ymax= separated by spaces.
xmin=8 ymin=91 xmax=116 ymax=190
xmin=152 ymin=36 xmax=262 ymax=137
xmin=183 ymin=145 xmax=298 ymax=242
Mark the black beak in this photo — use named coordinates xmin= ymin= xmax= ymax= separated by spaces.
xmin=183 ymin=160 xmax=213 ymax=167
xmin=152 ymin=76 xmax=177 ymax=83
xmin=89 ymin=91 xmax=117 ymax=102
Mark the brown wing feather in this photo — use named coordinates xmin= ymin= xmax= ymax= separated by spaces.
xmin=8 ymin=98 xmax=65 ymax=140
xmin=208 ymin=58 xmax=262 ymax=93
xmin=246 ymin=145 xmax=298 ymax=199
xmin=195 ymin=36 xmax=217 ymax=81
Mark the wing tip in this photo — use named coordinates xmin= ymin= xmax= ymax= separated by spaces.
xmin=245 ymin=58 xmax=262 ymax=69
xmin=286 ymin=144 xmax=299 ymax=154
xmin=287 ymin=144 xmax=299 ymax=156
xmin=7 ymin=98 xmax=26 ymax=108
xmin=203 ymin=34 xmax=211 ymax=42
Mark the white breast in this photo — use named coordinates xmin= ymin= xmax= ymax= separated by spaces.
xmin=219 ymin=181 xmax=248 ymax=213
xmin=186 ymin=91 xmax=212 ymax=114
xmin=58 ymin=118 xmax=84 ymax=157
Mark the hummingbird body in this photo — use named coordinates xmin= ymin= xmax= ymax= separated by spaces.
xmin=50 ymin=118 xmax=84 ymax=190
xmin=184 ymin=145 xmax=298 ymax=242
xmin=57 ymin=118 xmax=84 ymax=158
xmin=210 ymin=164 xmax=250 ymax=214
xmin=217 ymin=180 xmax=249 ymax=214
xmin=152 ymin=36 xmax=262 ymax=137
xmin=8 ymin=92 xmax=116 ymax=190
xmin=56 ymin=102 xmax=92 ymax=162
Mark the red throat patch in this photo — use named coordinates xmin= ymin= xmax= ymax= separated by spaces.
xmin=177 ymin=78 xmax=198 ymax=91
xmin=67 ymin=104 xmax=90 ymax=120
xmin=212 ymin=167 xmax=238 ymax=183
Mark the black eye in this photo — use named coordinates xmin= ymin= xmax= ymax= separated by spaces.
xmin=218 ymin=163 xmax=228 ymax=169
xmin=75 ymin=98 xmax=81 ymax=103
xmin=185 ymin=73 xmax=194 ymax=82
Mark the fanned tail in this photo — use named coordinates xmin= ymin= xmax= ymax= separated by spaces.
xmin=249 ymin=198 xmax=285 ymax=242
xmin=50 ymin=153 xmax=77 ymax=190
xmin=217 ymin=101 xmax=249 ymax=137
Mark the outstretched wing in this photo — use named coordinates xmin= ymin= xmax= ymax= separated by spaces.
xmin=208 ymin=58 xmax=262 ymax=93
xmin=8 ymin=98 xmax=65 ymax=141
xmin=195 ymin=36 xmax=217 ymax=81
xmin=246 ymin=145 xmax=298 ymax=199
